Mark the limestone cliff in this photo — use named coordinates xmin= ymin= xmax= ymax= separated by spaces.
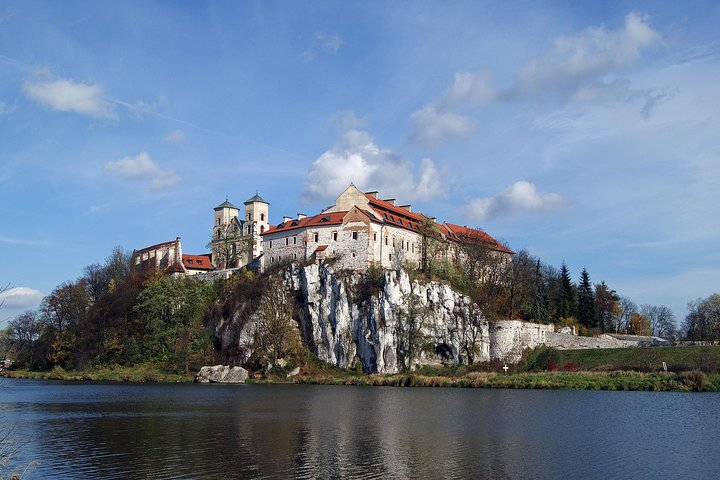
xmin=213 ymin=263 xmax=563 ymax=373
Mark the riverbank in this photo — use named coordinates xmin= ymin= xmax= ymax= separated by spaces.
xmin=0 ymin=365 xmax=195 ymax=383
xmin=295 ymin=370 xmax=720 ymax=391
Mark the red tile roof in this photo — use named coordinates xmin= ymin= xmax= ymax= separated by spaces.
xmin=314 ymin=245 xmax=328 ymax=252
xmin=182 ymin=254 xmax=214 ymax=271
xmin=444 ymin=223 xmax=514 ymax=254
xmin=262 ymin=211 xmax=349 ymax=235
xmin=365 ymin=195 xmax=424 ymax=222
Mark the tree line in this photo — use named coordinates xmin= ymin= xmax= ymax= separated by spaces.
xmin=2 ymin=242 xmax=719 ymax=373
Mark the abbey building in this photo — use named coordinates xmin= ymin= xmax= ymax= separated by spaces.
xmin=131 ymin=184 xmax=512 ymax=277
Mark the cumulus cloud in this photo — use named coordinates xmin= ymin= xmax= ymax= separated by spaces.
xmin=23 ymin=78 xmax=115 ymax=118
xmin=408 ymin=71 xmax=494 ymax=146
xmin=465 ymin=181 xmax=562 ymax=221
xmin=408 ymin=106 xmax=474 ymax=146
xmin=302 ymin=31 xmax=344 ymax=59
xmin=104 ymin=152 xmax=180 ymax=191
xmin=301 ymin=130 xmax=444 ymax=203
xmin=0 ymin=287 xmax=44 ymax=309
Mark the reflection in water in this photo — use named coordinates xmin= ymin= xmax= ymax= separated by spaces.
xmin=1 ymin=380 xmax=719 ymax=479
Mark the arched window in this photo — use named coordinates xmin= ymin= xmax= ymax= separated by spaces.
xmin=261 ymin=213 xmax=265 ymax=221
xmin=260 ymin=225 xmax=265 ymax=233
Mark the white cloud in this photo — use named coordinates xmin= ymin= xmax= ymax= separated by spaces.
xmin=408 ymin=106 xmax=474 ymax=146
xmin=23 ymin=78 xmax=115 ymax=118
xmin=0 ymin=287 xmax=44 ymax=309
xmin=444 ymin=71 xmax=496 ymax=106
xmin=164 ymin=130 xmax=186 ymax=144
xmin=516 ymin=12 xmax=661 ymax=109
xmin=465 ymin=181 xmax=563 ymax=221
xmin=301 ymin=130 xmax=444 ymax=203
xmin=104 ymin=152 xmax=180 ymax=190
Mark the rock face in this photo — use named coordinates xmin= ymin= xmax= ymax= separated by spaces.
xmin=196 ymin=365 xmax=249 ymax=383
xmin=212 ymin=264 xmax=660 ymax=374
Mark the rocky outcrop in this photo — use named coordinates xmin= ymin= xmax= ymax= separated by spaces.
xmin=212 ymin=264 xmax=664 ymax=374
xmin=195 ymin=365 xmax=249 ymax=383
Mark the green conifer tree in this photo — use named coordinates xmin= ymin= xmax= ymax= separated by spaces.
xmin=577 ymin=268 xmax=596 ymax=328
xmin=556 ymin=262 xmax=577 ymax=320
xmin=532 ymin=259 xmax=549 ymax=322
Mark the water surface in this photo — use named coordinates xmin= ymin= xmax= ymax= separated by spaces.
xmin=1 ymin=379 xmax=717 ymax=479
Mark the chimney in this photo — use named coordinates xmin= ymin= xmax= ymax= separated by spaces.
xmin=383 ymin=198 xmax=396 ymax=206
xmin=430 ymin=217 xmax=437 ymax=223
xmin=399 ymin=204 xmax=412 ymax=212
xmin=282 ymin=216 xmax=292 ymax=223
xmin=297 ymin=213 xmax=307 ymax=220
xmin=366 ymin=191 xmax=379 ymax=199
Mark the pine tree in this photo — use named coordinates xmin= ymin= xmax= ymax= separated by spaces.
xmin=532 ymin=259 xmax=549 ymax=322
xmin=577 ymin=268 xmax=596 ymax=328
xmin=556 ymin=262 xmax=576 ymax=320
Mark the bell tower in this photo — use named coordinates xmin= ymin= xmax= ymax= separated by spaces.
xmin=244 ymin=192 xmax=269 ymax=260
xmin=212 ymin=197 xmax=240 ymax=268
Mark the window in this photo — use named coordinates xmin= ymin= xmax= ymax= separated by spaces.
xmin=392 ymin=238 xmax=396 ymax=247
xmin=269 ymin=240 xmax=273 ymax=248
xmin=401 ymin=240 xmax=404 ymax=249
xmin=412 ymin=243 xmax=415 ymax=253
xmin=352 ymin=232 xmax=358 ymax=240
xmin=333 ymin=232 xmax=338 ymax=241
xmin=248 ymin=213 xmax=252 ymax=221
xmin=314 ymin=232 xmax=319 ymax=242
xmin=293 ymin=253 xmax=297 ymax=259
xmin=385 ymin=236 xmax=388 ymax=246
xmin=261 ymin=225 xmax=265 ymax=233
xmin=285 ymin=238 xmax=289 ymax=246
xmin=389 ymin=253 xmax=392 ymax=261
xmin=261 ymin=213 xmax=265 ymax=221
xmin=373 ymin=233 xmax=377 ymax=241
xmin=293 ymin=236 xmax=297 ymax=244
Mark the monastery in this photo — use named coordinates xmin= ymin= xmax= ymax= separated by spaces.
xmin=131 ymin=184 xmax=512 ymax=276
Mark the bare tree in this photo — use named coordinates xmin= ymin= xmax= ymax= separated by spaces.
xmin=209 ymin=223 xmax=252 ymax=269
xmin=456 ymin=300 xmax=485 ymax=365
xmin=252 ymin=277 xmax=300 ymax=364
xmin=394 ymin=292 xmax=436 ymax=370
xmin=640 ymin=304 xmax=677 ymax=338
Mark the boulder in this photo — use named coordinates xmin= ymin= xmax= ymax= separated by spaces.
xmin=195 ymin=365 xmax=248 ymax=383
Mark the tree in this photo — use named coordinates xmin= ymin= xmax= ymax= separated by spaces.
xmin=640 ymin=304 xmax=677 ymax=338
xmin=7 ymin=311 xmax=44 ymax=369
xmin=456 ymin=301 xmax=485 ymax=365
xmin=532 ymin=260 xmax=550 ymax=323
xmin=576 ymin=268 xmax=595 ymax=328
xmin=506 ymin=250 xmax=536 ymax=320
xmin=395 ymin=292 xmax=436 ymax=370
xmin=418 ymin=216 xmax=445 ymax=277
xmin=682 ymin=294 xmax=720 ymax=343
xmin=616 ymin=296 xmax=638 ymax=333
xmin=252 ymin=276 xmax=300 ymax=365
xmin=594 ymin=282 xmax=619 ymax=332
xmin=556 ymin=263 xmax=576 ymax=321
xmin=208 ymin=223 xmax=251 ymax=269
xmin=627 ymin=312 xmax=652 ymax=336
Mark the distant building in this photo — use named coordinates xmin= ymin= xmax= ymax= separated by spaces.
xmin=261 ymin=184 xmax=512 ymax=271
xmin=131 ymin=184 xmax=511 ymax=278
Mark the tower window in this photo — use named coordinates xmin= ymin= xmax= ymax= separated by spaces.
xmin=261 ymin=225 xmax=265 ymax=233
xmin=261 ymin=213 xmax=265 ymax=221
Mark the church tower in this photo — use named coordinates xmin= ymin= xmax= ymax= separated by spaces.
xmin=211 ymin=197 xmax=240 ymax=268
xmin=244 ymin=192 xmax=269 ymax=260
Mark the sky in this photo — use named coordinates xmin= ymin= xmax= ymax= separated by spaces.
xmin=1 ymin=1 xmax=719 ymax=326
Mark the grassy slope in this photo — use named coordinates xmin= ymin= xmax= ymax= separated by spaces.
xmin=553 ymin=345 xmax=720 ymax=373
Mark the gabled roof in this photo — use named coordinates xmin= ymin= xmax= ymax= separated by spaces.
xmin=444 ymin=223 xmax=514 ymax=254
xmin=182 ymin=254 xmax=214 ymax=271
xmin=365 ymin=194 xmax=423 ymax=223
xmin=263 ymin=211 xmax=349 ymax=235
xmin=244 ymin=192 xmax=268 ymax=205
xmin=214 ymin=198 xmax=239 ymax=210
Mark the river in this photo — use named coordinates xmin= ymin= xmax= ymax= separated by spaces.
xmin=1 ymin=379 xmax=718 ymax=479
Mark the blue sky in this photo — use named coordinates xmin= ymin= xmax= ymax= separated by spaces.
xmin=1 ymin=1 xmax=719 ymax=326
